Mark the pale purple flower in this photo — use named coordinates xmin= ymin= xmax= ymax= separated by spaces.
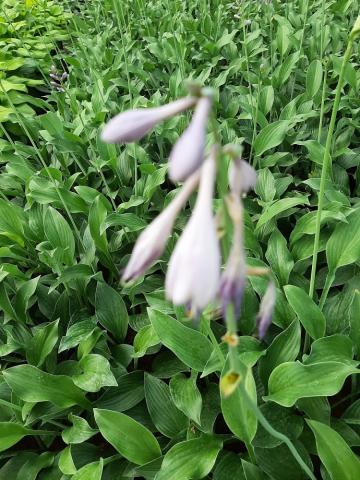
xmin=101 ymin=97 xmax=196 ymax=144
xmin=166 ymin=147 xmax=220 ymax=313
xmin=257 ymin=281 xmax=276 ymax=339
xmin=122 ymin=170 xmax=200 ymax=282
xmin=219 ymin=199 xmax=246 ymax=316
xmin=229 ymin=158 xmax=257 ymax=196
xmin=169 ymin=96 xmax=212 ymax=182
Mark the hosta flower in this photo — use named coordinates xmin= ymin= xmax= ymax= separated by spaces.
xmin=257 ymin=280 xmax=276 ymax=339
xmin=219 ymin=198 xmax=246 ymax=316
xmin=122 ymin=170 xmax=200 ymax=282
xmin=169 ymin=96 xmax=212 ymax=182
xmin=101 ymin=96 xmax=196 ymax=144
xmin=166 ymin=147 xmax=220 ymax=313
xmin=229 ymin=158 xmax=257 ymax=196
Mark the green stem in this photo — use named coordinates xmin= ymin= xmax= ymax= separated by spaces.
xmin=225 ymin=304 xmax=238 ymax=371
xmin=202 ymin=317 xmax=225 ymax=369
xmin=319 ymin=271 xmax=335 ymax=310
xmin=308 ymin=36 xmax=354 ymax=300
xmin=250 ymin=77 xmax=262 ymax=167
xmin=239 ymin=384 xmax=317 ymax=480
xmin=317 ymin=61 xmax=327 ymax=143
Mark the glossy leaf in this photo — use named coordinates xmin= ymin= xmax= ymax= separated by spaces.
xmin=149 ymin=309 xmax=213 ymax=371
xmin=94 ymin=408 xmax=161 ymax=465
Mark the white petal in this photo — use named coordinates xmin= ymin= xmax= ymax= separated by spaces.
xmin=169 ymin=97 xmax=212 ymax=182
xmin=102 ymin=97 xmax=196 ymax=144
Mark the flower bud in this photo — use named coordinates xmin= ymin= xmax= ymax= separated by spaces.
xmin=166 ymin=148 xmax=220 ymax=312
xmin=220 ymin=371 xmax=240 ymax=397
xmin=229 ymin=158 xmax=257 ymax=196
xmin=101 ymin=97 xmax=196 ymax=144
xmin=122 ymin=170 xmax=200 ymax=282
xmin=257 ymin=280 xmax=276 ymax=339
xmin=169 ymin=96 xmax=212 ymax=182
xmin=219 ymin=196 xmax=246 ymax=316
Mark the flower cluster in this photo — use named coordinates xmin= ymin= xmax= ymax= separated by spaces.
xmin=101 ymin=90 xmax=276 ymax=338
xmin=49 ymin=65 xmax=68 ymax=93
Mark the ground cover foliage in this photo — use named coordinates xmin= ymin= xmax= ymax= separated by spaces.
xmin=0 ymin=0 xmax=360 ymax=478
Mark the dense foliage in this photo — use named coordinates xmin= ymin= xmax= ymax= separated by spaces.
xmin=0 ymin=0 xmax=359 ymax=478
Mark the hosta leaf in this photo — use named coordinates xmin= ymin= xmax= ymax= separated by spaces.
xmin=221 ymin=357 xmax=257 ymax=444
xmin=284 ymin=285 xmax=326 ymax=339
xmin=72 ymin=459 xmax=103 ymax=480
xmin=254 ymin=120 xmax=290 ymax=157
xmin=0 ymin=423 xmax=36 ymax=452
xmin=155 ymin=435 xmax=222 ymax=480
xmin=26 ymin=319 xmax=59 ymax=367
xmin=3 ymin=365 xmax=90 ymax=409
xmin=133 ymin=324 xmax=160 ymax=358
xmin=307 ymin=420 xmax=360 ymax=480
xmin=256 ymin=196 xmax=309 ymax=230
xmin=259 ymin=319 xmax=301 ymax=387
xmin=44 ymin=207 xmax=75 ymax=266
xmin=72 ymin=354 xmax=117 ymax=392
xmin=303 ymin=335 xmax=356 ymax=366
xmin=95 ymin=282 xmax=128 ymax=341
xmin=144 ymin=374 xmax=187 ymax=438
xmin=306 ymin=60 xmax=323 ymax=98
xmin=266 ymin=361 xmax=359 ymax=407
xmin=94 ymin=409 xmax=161 ymax=465
xmin=149 ymin=309 xmax=213 ymax=371
xmin=326 ymin=208 xmax=360 ymax=274
xmin=62 ymin=414 xmax=97 ymax=444
xmin=169 ymin=373 xmax=202 ymax=424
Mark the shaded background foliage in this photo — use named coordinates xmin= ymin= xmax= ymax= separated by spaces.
xmin=0 ymin=0 xmax=359 ymax=478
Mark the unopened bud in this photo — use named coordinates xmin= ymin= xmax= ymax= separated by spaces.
xmin=220 ymin=371 xmax=241 ymax=397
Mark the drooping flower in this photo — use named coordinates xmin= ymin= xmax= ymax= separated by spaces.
xmin=122 ymin=170 xmax=200 ymax=282
xmin=101 ymin=96 xmax=196 ymax=144
xmin=165 ymin=147 xmax=220 ymax=313
xmin=219 ymin=159 xmax=257 ymax=316
xmin=257 ymin=280 xmax=276 ymax=339
xmin=219 ymin=196 xmax=246 ymax=317
xmin=169 ymin=95 xmax=212 ymax=182
xmin=229 ymin=158 xmax=257 ymax=196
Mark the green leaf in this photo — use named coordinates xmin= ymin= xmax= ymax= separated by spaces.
xmin=266 ymin=361 xmax=358 ymax=407
xmin=155 ymin=435 xmax=222 ymax=480
xmin=59 ymin=319 xmax=96 ymax=353
xmin=26 ymin=319 xmax=59 ymax=367
xmin=133 ymin=324 xmax=160 ymax=358
xmin=221 ymin=357 xmax=257 ymax=444
xmin=284 ymin=285 xmax=326 ymax=339
xmin=89 ymin=195 xmax=109 ymax=254
xmin=72 ymin=459 xmax=103 ymax=480
xmin=0 ymin=423 xmax=34 ymax=452
xmin=256 ymin=196 xmax=309 ymax=231
xmin=169 ymin=373 xmax=202 ymax=424
xmin=254 ymin=441 xmax=313 ymax=480
xmin=144 ymin=374 xmax=187 ymax=438
xmin=265 ymin=229 xmax=294 ymax=285
xmin=59 ymin=447 xmax=76 ymax=475
xmin=62 ymin=414 xmax=97 ymax=444
xmin=0 ymin=199 xmax=25 ymax=246
xmin=14 ymin=276 xmax=40 ymax=323
xmin=3 ymin=365 xmax=90 ymax=409
xmin=254 ymin=120 xmax=289 ymax=157
xmin=303 ymin=335 xmax=356 ymax=366
xmin=95 ymin=282 xmax=128 ymax=341
xmin=44 ymin=207 xmax=75 ymax=266
xmin=259 ymin=319 xmax=301 ymax=386
xmin=72 ymin=354 xmax=118 ymax=392
xmin=149 ymin=309 xmax=213 ymax=371
xmin=326 ymin=208 xmax=360 ymax=274
xmin=94 ymin=408 xmax=161 ymax=465
xmin=306 ymin=60 xmax=323 ymax=98
xmin=307 ymin=419 xmax=360 ymax=480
